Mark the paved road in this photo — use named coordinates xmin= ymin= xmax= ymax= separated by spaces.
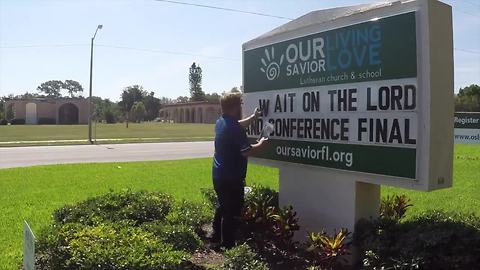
xmin=0 ymin=141 xmax=214 ymax=169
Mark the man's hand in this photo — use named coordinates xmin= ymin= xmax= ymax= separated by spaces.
xmin=239 ymin=107 xmax=262 ymax=128
xmin=258 ymin=137 xmax=269 ymax=145
xmin=242 ymin=137 xmax=268 ymax=157
xmin=254 ymin=107 xmax=262 ymax=119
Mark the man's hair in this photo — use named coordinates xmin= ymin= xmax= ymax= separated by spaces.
xmin=220 ymin=92 xmax=242 ymax=113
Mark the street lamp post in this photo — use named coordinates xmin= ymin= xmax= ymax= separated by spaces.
xmin=88 ymin=24 xmax=103 ymax=144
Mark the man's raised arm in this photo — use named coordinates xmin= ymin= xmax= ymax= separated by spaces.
xmin=239 ymin=107 xmax=262 ymax=128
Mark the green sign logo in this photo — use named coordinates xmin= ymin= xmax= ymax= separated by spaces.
xmin=260 ymin=47 xmax=284 ymax=81
xmin=244 ymin=12 xmax=417 ymax=92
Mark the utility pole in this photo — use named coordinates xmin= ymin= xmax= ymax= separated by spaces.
xmin=88 ymin=24 xmax=103 ymax=144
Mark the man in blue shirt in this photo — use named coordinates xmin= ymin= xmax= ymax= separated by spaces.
xmin=211 ymin=92 xmax=268 ymax=248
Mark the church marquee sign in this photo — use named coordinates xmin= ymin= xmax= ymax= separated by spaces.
xmin=243 ymin=0 xmax=454 ymax=191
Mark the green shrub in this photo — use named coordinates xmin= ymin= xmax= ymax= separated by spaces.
xmin=221 ymin=244 xmax=269 ymax=270
xmin=242 ymin=186 xmax=278 ymax=231
xmin=239 ymin=186 xmax=301 ymax=253
xmin=37 ymin=118 xmax=56 ymax=125
xmin=37 ymin=192 xmax=214 ymax=270
xmin=0 ymin=119 xmax=7 ymax=125
xmin=380 ymin=194 xmax=412 ymax=222
xmin=201 ymin=187 xmax=217 ymax=208
xmin=203 ymin=185 xmax=279 ymax=211
xmin=245 ymin=185 xmax=279 ymax=209
xmin=269 ymin=205 xmax=300 ymax=250
xmin=306 ymin=229 xmax=351 ymax=269
xmin=36 ymin=222 xmax=189 ymax=270
xmin=358 ymin=210 xmax=480 ymax=270
xmin=36 ymin=223 xmax=72 ymax=269
xmin=53 ymin=190 xmax=173 ymax=225
xmin=166 ymin=200 xmax=213 ymax=234
xmin=104 ymin=110 xmax=117 ymax=123
xmin=362 ymin=250 xmax=422 ymax=270
xmin=142 ymin=222 xmax=203 ymax=252
xmin=203 ymin=185 xmax=287 ymax=248
xmin=10 ymin=118 xmax=25 ymax=125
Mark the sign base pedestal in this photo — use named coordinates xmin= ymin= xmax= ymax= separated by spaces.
xmin=279 ymin=165 xmax=380 ymax=238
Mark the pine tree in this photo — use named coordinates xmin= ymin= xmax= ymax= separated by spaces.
xmin=189 ymin=62 xmax=206 ymax=101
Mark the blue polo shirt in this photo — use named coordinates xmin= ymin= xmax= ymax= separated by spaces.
xmin=212 ymin=115 xmax=252 ymax=180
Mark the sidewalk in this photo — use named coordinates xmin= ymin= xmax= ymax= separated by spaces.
xmin=0 ymin=141 xmax=214 ymax=169
xmin=0 ymin=136 xmax=214 ymax=146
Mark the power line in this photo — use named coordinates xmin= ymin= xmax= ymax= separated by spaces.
xmin=446 ymin=0 xmax=480 ymax=16
xmin=0 ymin=43 xmax=239 ymax=61
xmin=95 ymin=44 xmax=239 ymax=61
xmin=452 ymin=7 xmax=479 ymax=17
xmin=455 ymin=47 xmax=480 ymax=55
xmin=155 ymin=0 xmax=479 ymax=20
xmin=2 ymin=43 xmax=478 ymax=56
xmin=153 ymin=0 xmax=294 ymax=20
xmin=460 ymin=0 xmax=480 ymax=8
xmin=0 ymin=44 xmax=87 ymax=49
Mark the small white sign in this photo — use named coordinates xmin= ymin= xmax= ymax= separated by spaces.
xmin=23 ymin=221 xmax=35 ymax=270
xmin=455 ymin=128 xmax=480 ymax=144
xmin=454 ymin=112 xmax=480 ymax=144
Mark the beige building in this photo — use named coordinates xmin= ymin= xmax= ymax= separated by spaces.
xmin=159 ymin=101 xmax=221 ymax=123
xmin=5 ymin=98 xmax=89 ymax=124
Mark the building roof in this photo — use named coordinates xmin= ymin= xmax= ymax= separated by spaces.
xmin=243 ymin=1 xmax=398 ymax=50
xmin=5 ymin=97 xmax=88 ymax=102
xmin=162 ymin=100 xmax=220 ymax=108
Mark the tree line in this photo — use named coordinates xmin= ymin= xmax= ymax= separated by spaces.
xmin=6 ymin=63 xmax=474 ymax=124
xmin=0 ymin=83 xmax=478 ymax=123
xmin=455 ymin=84 xmax=480 ymax=112
xmin=0 ymin=62 xmax=241 ymax=123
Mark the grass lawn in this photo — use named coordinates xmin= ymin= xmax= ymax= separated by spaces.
xmin=0 ymin=122 xmax=215 ymax=146
xmin=383 ymin=144 xmax=480 ymax=217
xmin=0 ymin=145 xmax=478 ymax=269
xmin=0 ymin=159 xmax=278 ymax=269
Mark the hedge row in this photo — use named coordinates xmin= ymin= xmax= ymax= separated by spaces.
xmin=34 ymin=189 xmax=480 ymax=270
xmin=0 ymin=118 xmax=26 ymax=125
xmin=36 ymin=190 xmax=213 ymax=270
xmin=0 ymin=118 xmax=58 ymax=125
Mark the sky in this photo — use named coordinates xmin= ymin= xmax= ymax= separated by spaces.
xmin=0 ymin=0 xmax=479 ymax=101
